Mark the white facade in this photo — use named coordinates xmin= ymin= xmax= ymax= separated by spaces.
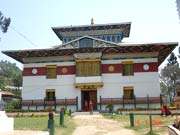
xmin=22 ymin=58 xmax=160 ymax=111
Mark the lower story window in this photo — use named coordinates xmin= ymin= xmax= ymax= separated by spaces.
xmin=46 ymin=89 xmax=55 ymax=101
xmin=123 ymin=87 xmax=134 ymax=99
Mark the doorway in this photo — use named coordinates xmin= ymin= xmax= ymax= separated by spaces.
xmin=81 ymin=90 xmax=97 ymax=111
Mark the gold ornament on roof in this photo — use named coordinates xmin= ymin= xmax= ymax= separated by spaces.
xmin=91 ymin=18 xmax=94 ymax=25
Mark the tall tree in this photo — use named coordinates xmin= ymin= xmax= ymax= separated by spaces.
xmin=160 ymin=53 xmax=180 ymax=105
xmin=167 ymin=52 xmax=179 ymax=66
xmin=0 ymin=11 xmax=11 ymax=33
xmin=160 ymin=82 xmax=169 ymax=104
xmin=0 ymin=60 xmax=22 ymax=90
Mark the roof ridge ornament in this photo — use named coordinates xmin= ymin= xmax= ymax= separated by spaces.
xmin=91 ymin=18 xmax=94 ymax=25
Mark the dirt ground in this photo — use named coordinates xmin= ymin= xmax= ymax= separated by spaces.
xmin=72 ymin=114 xmax=136 ymax=135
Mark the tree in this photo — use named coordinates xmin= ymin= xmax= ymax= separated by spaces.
xmin=0 ymin=60 xmax=22 ymax=91
xmin=160 ymin=82 xmax=169 ymax=104
xmin=160 ymin=53 xmax=180 ymax=105
xmin=13 ymin=73 xmax=22 ymax=91
xmin=167 ymin=52 xmax=179 ymax=66
xmin=160 ymin=65 xmax=180 ymax=104
xmin=0 ymin=11 xmax=11 ymax=33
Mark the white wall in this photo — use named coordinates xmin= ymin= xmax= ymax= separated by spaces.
xmin=22 ymin=74 xmax=82 ymax=110
xmin=22 ymin=58 xmax=160 ymax=110
xmin=98 ymin=72 xmax=160 ymax=99
xmin=22 ymin=75 xmax=79 ymax=99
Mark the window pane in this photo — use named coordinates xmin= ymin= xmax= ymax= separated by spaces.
xmin=76 ymin=61 xmax=100 ymax=77
xmin=112 ymin=36 xmax=115 ymax=42
xmin=122 ymin=63 xmax=134 ymax=76
xmin=102 ymin=36 xmax=105 ymax=40
xmin=123 ymin=87 xmax=134 ymax=99
xmin=46 ymin=66 xmax=57 ymax=79
xmin=46 ymin=90 xmax=55 ymax=101
xmin=107 ymin=36 xmax=110 ymax=41
xmin=79 ymin=38 xmax=93 ymax=48
xmin=117 ymin=36 xmax=120 ymax=42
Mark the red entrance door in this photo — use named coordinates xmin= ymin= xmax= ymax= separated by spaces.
xmin=81 ymin=90 xmax=97 ymax=111
xmin=89 ymin=91 xmax=97 ymax=110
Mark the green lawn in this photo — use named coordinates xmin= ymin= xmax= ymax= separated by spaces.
xmin=14 ymin=113 xmax=175 ymax=135
xmin=14 ymin=116 xmax=48 ymax=130
xmin=14 ymin=115 xmax=76 ymax=135
xmin=103 ymin=114 xmax=175 ymax=135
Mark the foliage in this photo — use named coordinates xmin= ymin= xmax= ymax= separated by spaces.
xmin=105 ymin=103 xmax=114 ymax=113
xmin=167 ymin=52 xmax=179 ymax=66
xmin=160 ymin=53 xmax=180 ymax=105
xmin=160 ymin=65 xmax=180 ymax=104
xmin=0 ymin=11 xmax=11 ymax=33
xmin=0 ymin=60 xmax=22 ymax=91
xmin=5 ymin=100 xmax=21 ymax=112
xmin=0 ymin=76 xmax=6 ymax=89
xmin=160 ymin=82 xmax=170 ymax=104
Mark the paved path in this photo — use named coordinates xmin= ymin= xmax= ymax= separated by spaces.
xmin=72 ymin=114 xmax=136 ymax=135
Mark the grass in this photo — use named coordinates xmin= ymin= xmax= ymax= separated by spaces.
xmin=103 ymin=114 xmax=174 ymax=135
xmin=55 ymin=115 xmax=76 ymax=135
xmin=14 ymin=116 xmax=48 ymax=130
xmin=14 ymin=115 xmax=76 ymax=135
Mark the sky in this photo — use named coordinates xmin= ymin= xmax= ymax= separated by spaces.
xmin=0 ymin=0 xmax=180 ymax=70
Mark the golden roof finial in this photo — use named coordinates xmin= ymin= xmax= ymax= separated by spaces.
xmin=91 ymin=18 xmax=94 ymax=25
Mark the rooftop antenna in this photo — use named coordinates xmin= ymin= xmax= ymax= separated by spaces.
xmin=91 ymin=18 xmax=94 ymax=25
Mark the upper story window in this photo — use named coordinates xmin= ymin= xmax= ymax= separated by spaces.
xmin=76 ymin=60 xmax=101 ymax=77
xmin=63 ymin=38 xmax=67 ymax=43
xmin=102 ymin=36 xmax=105 ymax=40
xmin=112 ymin=36 xmax=115 ymax=42
xmin=46 ymin=65 xmax=57 ymax=79
xmin=117 ymin=36 xmax=120 ymax=42
xmin=122 ymin=61 xmax=134 ymax=76
xmin=79 ymin=38 xmax=93 ymax=48
xmin=107 ymin=36 xmax=110 ymax=41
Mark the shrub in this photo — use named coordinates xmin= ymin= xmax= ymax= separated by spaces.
xmin=5 ymin=100 xmax=21 ymax=112
xmin=105 ymin=104 xmax=114 ymax=113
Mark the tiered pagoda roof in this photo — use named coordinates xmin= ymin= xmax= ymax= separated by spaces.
xmin=2 ymin=22 xmax=178 ymax=65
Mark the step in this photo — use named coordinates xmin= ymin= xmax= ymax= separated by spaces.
xmin=73 ymin=111 xmax=100 ymax=115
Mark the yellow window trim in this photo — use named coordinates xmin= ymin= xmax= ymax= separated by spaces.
xmin=76 ymin=59 xmax=100 ymax=62
xmin=74 ymin=82 xmax=103 ymax=87
xmin=124 ymin=86 xmax=134 ymax=90
xmin=121 ymin=61 xmax=133 ymax=64
xmin=46 ymin=65 xmax=57 ymax=68
xmin=46 ymin=89 xmax=55 ymax=92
